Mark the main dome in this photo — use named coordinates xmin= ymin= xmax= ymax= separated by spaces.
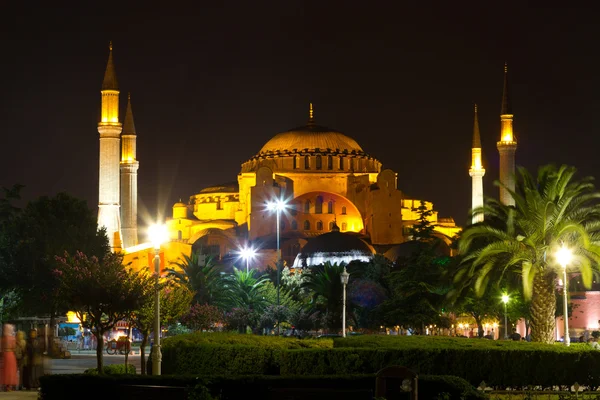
xmin=259 ymin=124 xmax=364 ymax=155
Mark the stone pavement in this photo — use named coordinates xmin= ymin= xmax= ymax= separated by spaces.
xmin=0 ymin=390 xmax=39 ymax=399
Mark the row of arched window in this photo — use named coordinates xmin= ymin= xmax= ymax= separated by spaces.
xmin=302 ymin=196 xmax=347 ymax=215
xmin=293 ymin=155 xmax=345 ymax=170
xmin=286 ymin=220 xmax=347 ymax=231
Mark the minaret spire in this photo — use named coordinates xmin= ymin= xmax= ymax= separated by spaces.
xmin=120 ymin=92 xmax=139 ymax=248
xmin=98 ymin=42 xmax=123 ymax=250
xmin=102 ymin=41 xmax=119 ymax=91
xmin=308 ymin=103 xmax=315 ymax=126
xmin=497 ymin=62 xmax=517 ymax=206
xmin=470 ymin=103 xmax=485 ymax=223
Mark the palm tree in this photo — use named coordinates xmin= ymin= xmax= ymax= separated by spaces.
xmin=222 ymin=268 xmax=269 ymax=311
xmin=302 ymin=262 xmax=350 ymax=331
xmin=456 ymin=165 xmax=600 ymax=343
xmin=167 ymin=251 xmax=224 ymax=305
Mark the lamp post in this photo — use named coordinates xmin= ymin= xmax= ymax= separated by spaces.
xmin=501 ymin=294 xmax=509 ymax=340
xmin=340 ymin=266 xmax=350 ymax=337
xmin=148 ymin=223 xmax=168 ymax=375
xmin=239 ymin=245 xmax=257 ymax=273
xmin=556 ymin=245 xmax=573 ymax=346
xmin=266 ymin=198 xmax=288 ymax=335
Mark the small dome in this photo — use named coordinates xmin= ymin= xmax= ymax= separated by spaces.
xmin=173 ymin=202 xmax=187 ymax=208
xmin=259 ymin=124 xmax=364 ymax=155
xmin=293 ymin=230 xmax=374 ymax=268
xmin=199 ymin=181 xmax=239 ymax=194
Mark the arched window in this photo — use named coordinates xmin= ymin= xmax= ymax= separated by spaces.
xmin=341 ymin=222 xmax=347 ymax=231
xmin=341 ymin=206 xmax=347 ymax=215
xmin=339 ymin=157 xmax=344 ymax=170
xmin=293 ymin=156 xmax=298 ymax=169
xmin=304 ymin=155 xmax=310 ymax=169
xmin=316 ymin=155 xmax=322 ymax=170
xmin=328 ymin=221 xmax=334 ymax=231
xmin=315 ymin=196 xmax=323 ymax=214
xmin=303 ymin=220 xmax=310 ymax=230
xmin=291 ymin=220 xmax=298 ymax=230
xmin=177 ymin=230 xmax=182 ymax=240
xmin=317 ymin=221 xmax=323 ymax=231
xmin=327 ymin=155 xmax=333 ymax=170
xmin=304 ymin=200 xmax=311 ymax=213
xmin=327 ymin=201 xmax=333 ymax=214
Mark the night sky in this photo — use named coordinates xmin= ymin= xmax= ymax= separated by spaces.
xmin=2 ymin=4 xmax=599 ymax=229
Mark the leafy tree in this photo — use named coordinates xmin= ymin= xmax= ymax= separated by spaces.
xmin=456 ymin=165 xmax=600 ymax=343
xmin=280 ymin=266 xmax=310 ymax=301
xmin=302 ymin=262 xmax=352 ymax=331
xmin=129 ymin=278 xmax=193 ymax=374
xmin=221 ymin=268 xmax=269 ymax=311
xmin=181 ymin=303 xmax=222 ymax=332
xmin=6 ymin=193 xmax=109 ymax=336
xmin=54 ymin=251 xmax=147 ymax=373
xmin=409 ymin=200 xmax=435 ymax=241
xmin=168 ymin=251 xmax=224 ymax=305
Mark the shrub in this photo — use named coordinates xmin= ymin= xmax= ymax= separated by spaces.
xmin=84 ymin=363 xmax=136 ymax=375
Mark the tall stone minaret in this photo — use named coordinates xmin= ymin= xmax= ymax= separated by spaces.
xmin=120 ymin=93 xmax=139 ymax=248
xmin=497 ymin=63 xmax=517 ymax=206
xmin=97 ymin=42 xmax=122 ymax=250
xmin=469 ymin=104 xmax=485 ymax=223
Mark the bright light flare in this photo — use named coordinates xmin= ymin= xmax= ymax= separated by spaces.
xmin=148 ymin=223 xmax=168 ymax=250
xmin=556 ymin=245 xmax=573 ymax=269
xmin=501 ymin=294 xmax=509 ymax=304
xmin=239 ymin=245 xmax=257 ymax=260
xmin=266 ymin=198 xmax=289 ymax=212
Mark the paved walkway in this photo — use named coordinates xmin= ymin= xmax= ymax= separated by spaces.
xmin=0 ymin=391 xmax=39 ymax=399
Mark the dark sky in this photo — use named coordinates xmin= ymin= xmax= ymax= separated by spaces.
xmin=1 ymin=4 xmax=599 ymax=228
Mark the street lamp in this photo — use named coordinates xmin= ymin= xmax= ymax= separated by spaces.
xmin=239 ymin=245 xmax=257 ymax=273
xmin=340 ymin=266 xmax=350 ymax=337
xmin=266 ymin=198 xmax=288 ymax=335
xmin=148 ymin=223 xmax=168 ymax=375
xmin=501 ymin=294 xmax=509 ymax=340
xmin=556 ymin=245 xmax=573 ymax=346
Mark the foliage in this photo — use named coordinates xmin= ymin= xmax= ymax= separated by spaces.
xmin=302 ymin=262 xmax=354 ymax=331
xmin=182 ymin=303 xmax=223 ymax=332
xmin=54 ymin=251 xmax=147 ymax=373
xmin=280 ymin=266 xmax=310 ymax=300
xmin=456 ymin=165 xmax=600 ymax=343
xmin=2 ymin=192 xmax=109 ymax=323
xmin=84 ymin=364 xmax=136 ymax=375
xmin=168 ymin=251 xmax=224 ymax=305
xmin=129 ymin=277 xmax=193 ymax=374
xmin=58 ymin=327 xmax=76 ymax=337
xmin=409 ymin=200 xmax=436 ymax=241
xmin=223 ymin=307 xmax=258 ymax=333
xmin=221 ymin=268 xmax=269 ymax=311
xmin=259 ymin=305 xmax=291 ymax=332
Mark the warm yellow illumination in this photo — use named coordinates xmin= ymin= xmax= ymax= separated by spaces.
xmin=501 ymin=294 xmax=509 ymax=304
xmin=471 ymin=148 xmax=483 ymax=170
xmin=66 ymin=311 xmax=80 ymax=323
xmin=101 ymin=90 xmax=120 ymax=124
xmin=148 ymin=223 xmax=169 ymax=250
xmin=500 ymin=115 xmax=514 ymax=143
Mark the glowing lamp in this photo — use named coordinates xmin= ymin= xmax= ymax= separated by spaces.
xmin=239 ymin=245 xmax=258 ymax=273
xmin=501 ymin=294 xmax=509 ymax=304
xmin=556 ymin=245 xmax=573 ymax=269
xmin=266 ymin=198 xmax=288 ymax=212
xmin=148 ymin=223 xmax=168 ymax=250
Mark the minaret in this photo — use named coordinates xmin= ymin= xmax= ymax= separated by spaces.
xmin=97 ymin=42 xmax=123 ymax=250
xmin=497 ymin=63 xmax=517 ymax=206
xmin=469 ymin=104 xmax=485 ymax=223
xmin=120 ymin=93 xmax=139 ymax=248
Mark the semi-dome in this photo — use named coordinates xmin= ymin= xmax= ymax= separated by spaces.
xmin=259 ymin=124 xmax=364 ymax=155
xmin=292 ymin=225 xmax=375 ymax=268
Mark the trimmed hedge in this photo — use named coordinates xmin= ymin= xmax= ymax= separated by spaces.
xmin=84 ymin=363 xmax=136 ymax=375
xmin=40 ymin=373 xmax=486 ymax=400
xmin=279 ymin=347 xmax=600 ymax=388
xmin=163 ymin=332 xmax=332 ymax=349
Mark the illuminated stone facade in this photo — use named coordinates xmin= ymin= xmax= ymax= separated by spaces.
xmin=97 ymin=43 xmax=123 ymax=250
xmin=166 ymin=106 xmax=459 ymax=264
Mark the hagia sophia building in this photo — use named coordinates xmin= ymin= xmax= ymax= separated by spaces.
xmin=97 ymin=43 xmax=465 ymax=271
xmin=95 ymin=43 xmax=600 ymax=339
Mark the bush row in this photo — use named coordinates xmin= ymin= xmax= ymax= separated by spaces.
xmin=39 ymin=373 xmax=486 ymax=400
xmin=161 ymin=343 xmax=600 ymax=387
xmin=279 ymin=347 xmax=600 ymax=388
xmin=84 ymin=363 xmax=136 ymax=375
xmin=163 ymin=332 xmax=332 ymax=349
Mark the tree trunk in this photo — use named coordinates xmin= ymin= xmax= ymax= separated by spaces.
xmin=530 ymin=272 xmax=557 ymax=343
xmin=473 ymin=314 xmax=483 ymax=338
xmin=140 ymin=333 xmax=148 ymax=375
xmin=96 ymin=332 xmax=104 ymax=374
